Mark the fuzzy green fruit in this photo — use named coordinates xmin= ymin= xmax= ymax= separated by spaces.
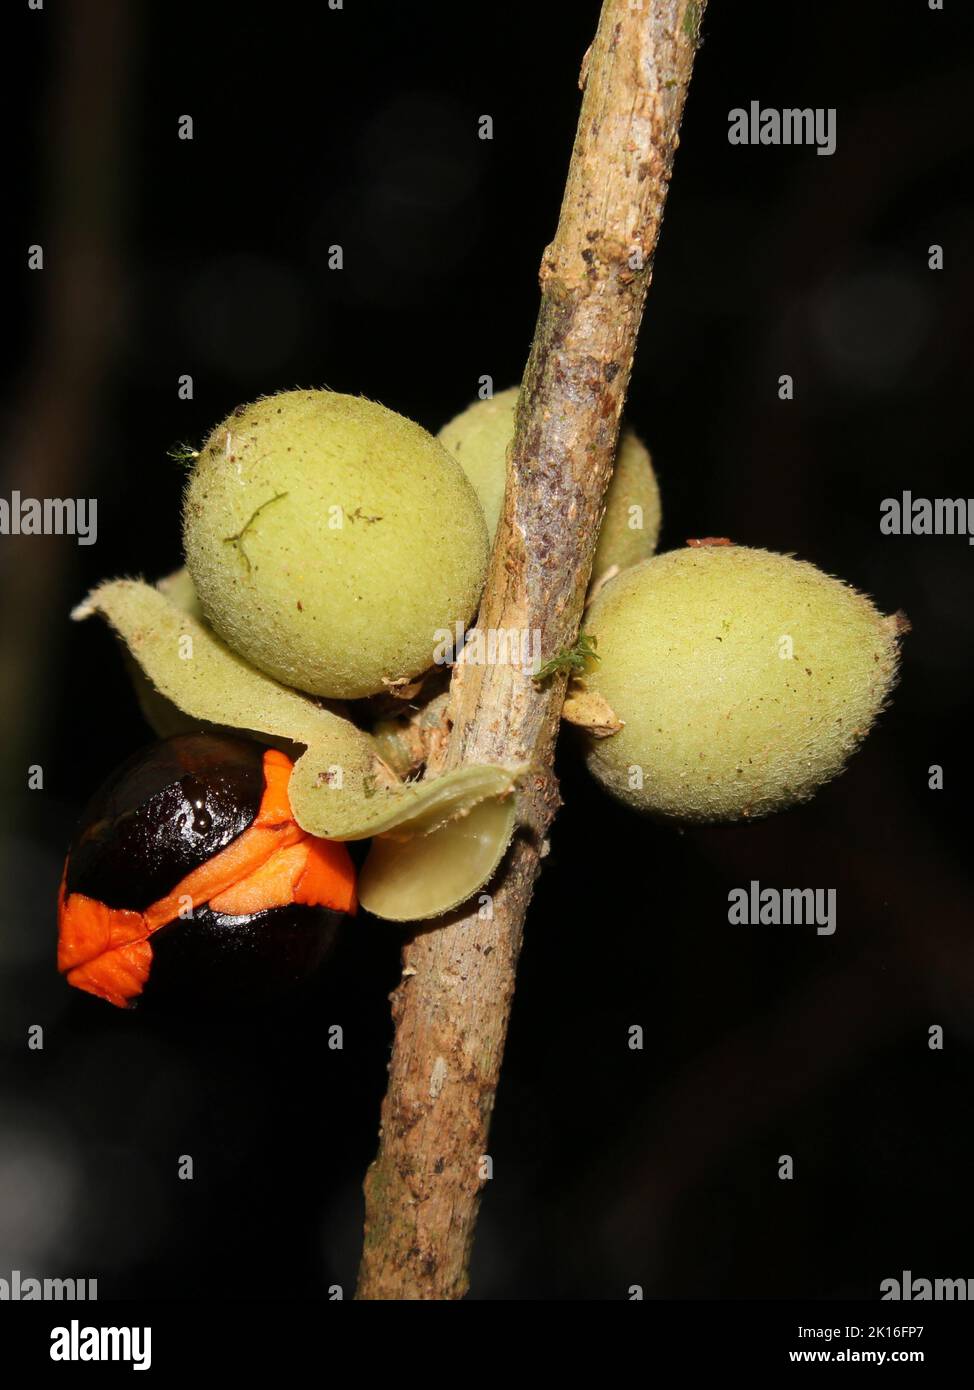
xmin=590 ymin=428 xmax=662 ymax=579
xmin=580 ymin=545 xmax=901 ymax=822
xmin=183 ymin=390 xmax=489 ymax=699
xmin=437 ymin=386 xmax=661 ymax=578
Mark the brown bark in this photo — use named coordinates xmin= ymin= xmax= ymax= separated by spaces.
xmin=355 ymin=0 xmax=706 ymax=1300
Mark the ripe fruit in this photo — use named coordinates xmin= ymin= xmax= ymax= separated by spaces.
xmin=183 ymin=390 xmax=489 ymax=699
xmin=58 ymin=733 xmax=356 ymax=1009
xmin=579 ymin=545 xmax=901 ymax=822
xmin=437 ymin=386 xmax=662 ymax=576
xmin=75 ymin=577 xmax=523 ymax=921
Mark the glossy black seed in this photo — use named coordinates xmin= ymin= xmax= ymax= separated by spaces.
xmin=65 ymin=733 xmax=266 ymax=911
xmin=143 ymin=903 xmax=342 ymax=1010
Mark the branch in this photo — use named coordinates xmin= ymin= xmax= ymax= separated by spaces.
xmin=355 ymin=0 xmax=706 ymax=1300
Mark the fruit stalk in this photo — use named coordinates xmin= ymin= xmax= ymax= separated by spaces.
xmin=356 ymin=0 xmax=706 ymax=1300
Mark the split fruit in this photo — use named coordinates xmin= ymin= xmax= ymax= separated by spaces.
xmin=57 ymin=732 xmax=357 ymax=1009
xmin=579 ymin=545 xmax=902 ymax=823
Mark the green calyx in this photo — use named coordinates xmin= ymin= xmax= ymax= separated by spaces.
xmin=73 ymin=577 xmax=521 ymax=919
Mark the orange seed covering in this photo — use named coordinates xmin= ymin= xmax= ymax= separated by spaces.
xmin=58 ymin=749 xmax=356 ymax=1008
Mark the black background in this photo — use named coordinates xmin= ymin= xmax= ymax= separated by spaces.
xmin=1 ymin=0 xmax=972 ymax=1301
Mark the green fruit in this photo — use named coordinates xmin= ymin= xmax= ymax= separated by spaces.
xmin=580 ymin=545 xmax=901 ymax=822
xmin=437 ymin=388 xmax=518 ymax=540
xmin=591 ymin=430 xmax=662 ymax=579
xmin=437 ymin=386 xmax=661 ymax=577
xmin=183 ymin=390 xmax=489 ymax=699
